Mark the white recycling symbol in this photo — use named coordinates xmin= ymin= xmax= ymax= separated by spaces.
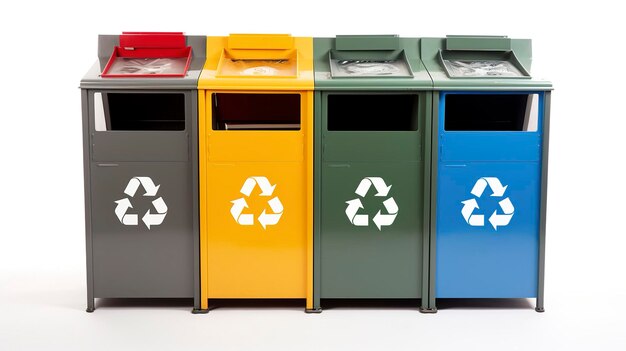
xmin=230 ymin=176 xmax=284 ymax=230
xmin=345 ymin=177 xmax=398 ymax=230
xmin=114 ymin=176 xmax=168 ymax=230
xmin=461 ymin=177 xmax=515 ymax=231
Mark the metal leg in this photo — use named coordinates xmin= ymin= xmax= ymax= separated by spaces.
xmin=86 ymin=298 xmax=95 ymax=313
xmin=535 ymin=92 xmax=550 ymax=315
xmin=535 ymin=297 xmax=545 ymax=313
xmin=191 ymin=308 xmax=209 ymax=314
xmin=305 ymin=307 xmax=322 ymax=314
xmin=192 ymin=299 xmax=209 ymax=314
xmin=419 ymin=300 xmax=437 ymax=314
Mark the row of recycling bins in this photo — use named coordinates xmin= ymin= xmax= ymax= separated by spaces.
xmin=80 ymin=33 xmax=552 ymax=313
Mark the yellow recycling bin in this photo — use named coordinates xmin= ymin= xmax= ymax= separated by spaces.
xmin=197 ymin=34 xmax=314 ymax=312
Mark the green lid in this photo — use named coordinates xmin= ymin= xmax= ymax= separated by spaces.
xmin=314 ymin=35 xmax=431 ymax=90
xmin=421 ymin=35 xmax=552 ymax=91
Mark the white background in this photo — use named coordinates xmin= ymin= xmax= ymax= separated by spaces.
xmin=1 ymin=1 xmax=625 ymax=350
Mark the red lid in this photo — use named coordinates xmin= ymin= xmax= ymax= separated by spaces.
xmin=101 ymin=32 xmax=192 ymax=78
xmin=119 ymin=32 xmax=186 ymax=49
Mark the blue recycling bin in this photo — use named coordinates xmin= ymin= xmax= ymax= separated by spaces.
xmin=422 ymin=36 xmax=552 ymax=312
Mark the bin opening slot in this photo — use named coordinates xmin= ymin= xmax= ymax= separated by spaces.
xmin=327 ymin=94 xmax=418 ymax=131
xmin=94 ymin=92 xmax=185 ymax=131
xmin=329 ymin=50 xmax=412 ymax=78
xmin=212 ymin=93 xmax=301 ymax=130
xmin=444 ymin=94 xmax=539 ymax=131
xmin=439 ymin=50 xmax=529 ymax=78
xmin=217 ymin=57 xmax=297 ymax=77
xmin=217 ymin=41 xmax=298 ymax=77
xmin=101 ymin=32 xmax=192 ymax=77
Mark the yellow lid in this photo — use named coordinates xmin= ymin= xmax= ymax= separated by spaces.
xmin=199 ymin=34 xmax=313 ymax=90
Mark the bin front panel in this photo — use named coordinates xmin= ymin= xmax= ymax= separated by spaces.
xmin=203 ymin=91 xmax=311 ymax=299
xmin=435 ymin=91 xmax=543 ymax=298
xmin=89 ymin=91 xmax=191 ymax=162
xmin=319 ymin=92 xmax=424 ymax=298
xmin=208 ymin=132 xmax=303 ymax=162
xmin=440 ymin=133 xmax=541 ymax=162
xmin=321 ymin=162 xmax=422 ymax=297
xmin=90 ymin=162 xmax=193 ymax=297
xmin=323 ymin=132 xmax=420 ymax=163
xmin=206 ymin=162 xmax=306 ymax=297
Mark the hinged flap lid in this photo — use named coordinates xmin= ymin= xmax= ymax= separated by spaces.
xmin=119 ymin=32 xmax=187 ymax=49
xmin=335 ymin=35 xmax=400 ymax=51
xmin=445 ymin=35 xmax=511 ymax=51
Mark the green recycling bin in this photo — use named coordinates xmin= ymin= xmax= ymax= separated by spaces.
xmin=312 ymin=35 xmax=433 ymax=312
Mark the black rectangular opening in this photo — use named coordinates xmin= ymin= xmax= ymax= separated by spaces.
xmin=212 ymin=93 xmax=301 ymax=130
xmin=327 ymin=94 xmax=418 ymax=131
xmin=444 ymin=94 xmax=537 ymax=131
xmin=103 ymin=93 xmax=185 ymax=131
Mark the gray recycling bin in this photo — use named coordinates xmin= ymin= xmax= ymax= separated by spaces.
xmin=80 ymin=32 xmax=204 ymax=312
